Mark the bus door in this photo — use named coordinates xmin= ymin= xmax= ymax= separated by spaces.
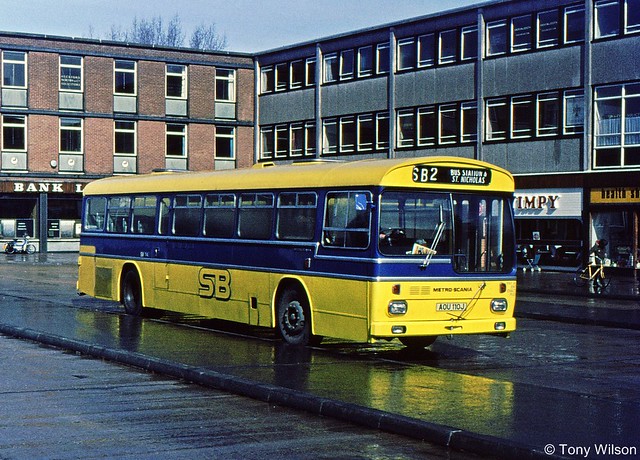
xmin=153 ymin=197 xmax=171 ymax=291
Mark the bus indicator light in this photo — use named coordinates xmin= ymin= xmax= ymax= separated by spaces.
xmin=392 ymin=284 xmax=401 ymax=295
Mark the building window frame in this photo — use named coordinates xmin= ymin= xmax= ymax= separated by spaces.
xmin=357 ymin=45 xmax=373 ymax=77
xmin=2 ymin=51 xmax=27 ymax=89
xmin=215 ymin=126 xmax=235 ymax=159
xmin=594 ymin=0 xmax=621 ymax=39
xmin=2 ymin=114 xmax=26 ymax=151
xmin=417 ymin=33 xmax=436 ymax=68
xmin=114 ymin=120 xmax=137 ymax=156
xmin=564 ymin=5 xmax=586 ymax=44
xmin=438 ymin=29 xmax=457 ymax=65
xmin=59 ymin=55 xmax=83 ymax=92
xmin=461 ymin=26 xmax=478 ymax=60
xmin=166 ymin=64 xmax=187 ymax=99
xmin=486 ymin=20 xmax=508 ymax=57
xmin=59 ymin=117 xmax=83 ymax=154
xmin=215 ymin=68 xmax=235 ymax=102
xmin=537 ymin=10 xmax=560 ymax=48
xmin=166 ymin=123 xmax=187 ymax=157
xmin=537 ymin=92 xmax=560 ymax=137
xmin=397 ymin=38 xmax=416 ymax=71
xmin=114 ymin=59 xmax=137 ymax=96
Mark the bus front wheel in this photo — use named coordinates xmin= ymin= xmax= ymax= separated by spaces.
xmin=277 ymin=288 xmax=319 ymax=346
xmin=122 ymin=270 xmax=143 ymax=316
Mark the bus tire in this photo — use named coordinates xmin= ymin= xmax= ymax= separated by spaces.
xmin=122 ymin=269 xmax=143 ymax=316
xmin=399 ymin=336 xmax=437 ymax=349
xmin=277 ymin=288 xmax=317 ymax=346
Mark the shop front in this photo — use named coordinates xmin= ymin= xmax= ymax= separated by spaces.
xmin=514 ymin=188 xmax=583 ymax=269
xmin=0 ymin=179 xmax=88 ymax=252
xmin=589 ymin=186 xmax=640 ymax=270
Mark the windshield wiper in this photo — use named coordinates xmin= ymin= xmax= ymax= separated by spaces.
xmin=420 ymin=205 xmax=445 ymax=270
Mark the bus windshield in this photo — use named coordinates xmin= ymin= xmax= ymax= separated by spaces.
xmin=379 ymin=191 xmax=515 ymax=273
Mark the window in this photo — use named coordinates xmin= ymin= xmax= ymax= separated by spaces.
xmin=238 ymin=193 xmax=274 ymax=239
xmin=60 ymin=118 xmax=82 ymax=153
xmin=594 ymin=83 xmax=640 ymax=167
xmin=277 ymin=192 xmax=317 ymax=241
xmin=357 ymin=114 xmax=374 ymax=151
xmin=215 ymin=127 xmax=235 ymax=159
xmin=397 ymin=109 xmax=416 ymax=148
xmin=305 ymin=122 xmax=316 ymax=156
xmin=173 ymin=195 xmax=202 ymax=236
xmin=323 ymin=53 xmax=338 ymax=83
xmin=322 ymin=119 xmax=337 ymax=154
xmin=83 ymin=197 xmax=106 ymax=231
xmin=417 ymin=34 xmax=435 ymax=67
xmin=595 ymin=0 xmax=620 ymax=38
xmin=376 ymin=43 xmax=390 ymax=74
xmin=340 ymin=116 xmax=356 ymax=152
xmin=461 ymin=26 xmax=478 ymax=60
xmin=625 ymin=0 xmax=640 ymax=33
xmin=537 ymin=92 xmax=560 ymax=136
xmin=323 ymin=191 xmax=371 ymax=249
xmin=306 ymin=58 xmax=316 ymax=86
xmin=2 ymin=115 xmax=26 ymax=151
xmin=260 ymin=127 xmax=274 ymax=159
xmin=376 ymin=113 xmax=389 ymax=150
xmin=564 ymin=5 xmax=586 ymax=44
xmin=275 ymin=125 xmax=288 ymax=157
xmin=340 ymin=49 xmax=354 ymax=80
xmin=358 ymin=46 xmax=373 ymax=77
xmin=418 ymin=106 xmax=436 ymax=146
xmin=487 ymin=20 xmax=507 ymax=56
xmin=166 ymin=64 xmax=187 ymax=98
xmin=60 ymin=55 xmax=82 ymax=91
xmin=486 ymin=98 xmax=508 ymax=141
xmin=511 ymin=15 xmax=532 ymax=52
xmin=439 ymin=104 xmax=458 ymax=144
xmin=131 ymin=196 xmax=157 ymax=235
xmin=114 ymin=60 xmax=136 ymax=95
xmin=290 ymin=123 xmax=304 ymax=157
xmin=438 ymin=30 xmax=457 ymax=64
xmin=115 ymin=121 xmax=136 ymax=155
xmin=261 ymin=66 xmax=274 ymax=93
xmin=461 ymin=102 xmax=478 ymax=143
xmin=564 ymin=89 xmax=584 ymax=134
xmin=204 ymin=194 xmax=236 ymax=238
xmin=2 ymin=51 xmax=26 ymax=88
xmin=290 ymin=60 xmax=304 ymax=89
xmin=512 ymin=95 xmax=533 ymax=138
xmin=537 ymin=10 xmax=559 ymax=48
xmin=166 ymin=123 xmax=186 ymax=157
xmin=215 ymin=68 xmax=235 ymax=101
xmin=397 ymin=38 xmax=416 ymax=71
xmin=106 ymin=197 xmax=131 ymax=233
xmin=275 ymin=63 xmax=288 ymax=91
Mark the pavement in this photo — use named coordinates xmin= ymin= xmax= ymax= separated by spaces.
xmin=1 ymin=254 xmax=639 ymax=460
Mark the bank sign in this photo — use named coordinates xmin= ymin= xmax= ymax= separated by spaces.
xmin=514 ymin=188 xmax=582 ymax=218
xmin=1 ymin=180 xmax=85 ymax=194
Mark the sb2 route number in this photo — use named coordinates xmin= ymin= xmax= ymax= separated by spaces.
xmin=413 ymin=166 xmax=439 ymax=183
xmin=198 ymin=268 xmax=231 ymax=300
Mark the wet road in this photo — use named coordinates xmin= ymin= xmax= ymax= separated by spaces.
xmin=1 ymin=254 xmax=639 ymax=458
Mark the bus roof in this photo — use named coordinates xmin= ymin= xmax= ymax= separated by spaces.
xmin=82 ymin=156 xmax=514 ymax=196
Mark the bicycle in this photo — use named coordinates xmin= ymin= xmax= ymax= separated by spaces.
xmin=573 ymin=257 xmax=612 ymax=290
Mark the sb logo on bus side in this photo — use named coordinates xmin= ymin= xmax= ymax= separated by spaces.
xmin=198 ymin=268 xmax=231 ymax=300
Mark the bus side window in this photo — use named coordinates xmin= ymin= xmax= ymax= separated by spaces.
xmin=158 ymin=197 xmax=171 ymax=235
xmin=106 ymin=196 xmax=131 ymax=233
xmin=238 ymin=193 xmax=274 ymax=239
xmin=83 ymin=197 xmax=106 ymax=231
xmin=323 ymin=191 xmax=371 ymax=249
xmin=276 ymin=192 xmax=317 ymax=241
xmin=173 ymin=195 xmax=202 ymax=237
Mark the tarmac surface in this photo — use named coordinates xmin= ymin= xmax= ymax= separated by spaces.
xmin=1 ymin=254 xmax=639 ymax=459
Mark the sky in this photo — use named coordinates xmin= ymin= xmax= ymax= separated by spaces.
xmin=1 ymin=0 xmax=481 ymax=53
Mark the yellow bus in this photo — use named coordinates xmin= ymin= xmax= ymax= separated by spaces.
xmin=77 ymin=156 xmax=517 ymax=348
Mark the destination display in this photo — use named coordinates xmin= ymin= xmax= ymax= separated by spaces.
xmin=412 ymin=165 xmax=491 ymax=186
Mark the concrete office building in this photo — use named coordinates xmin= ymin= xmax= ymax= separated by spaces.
xmin=255 ymin=0 xmax=640 ymax=270
xmin=0 ymin=33 xmax=254 ymax=251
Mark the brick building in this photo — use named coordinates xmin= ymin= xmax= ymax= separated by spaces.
xmin=0 ymin=33 xmax=254 ymax=251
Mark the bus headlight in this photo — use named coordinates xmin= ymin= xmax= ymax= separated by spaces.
xmin=491 ymin=298 xmax=508 ymax=312
xmin=388 ymin=300 xmax=408 ymax=315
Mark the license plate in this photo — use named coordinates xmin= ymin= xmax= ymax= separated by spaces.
xmin=436 ymin=303 xmax=467 ymax=312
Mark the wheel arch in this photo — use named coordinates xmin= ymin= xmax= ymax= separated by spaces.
xmin=118 ymin=261 xmax=145 ymax=306
xmin=273 ymin=276 xmax=314 ymax=332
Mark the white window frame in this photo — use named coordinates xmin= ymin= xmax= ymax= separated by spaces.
xmin=261 ymin=66 xmax=274 ymax=94
xmin=438 ymin=29 xmax=457 ymax=65
xmin=537 ymin=10 xmax=559 ymax=48
xmin=357 ymin=114 xmax=374 ymax=151
xmin=215 ymin=68 xmax=235 ymax=102
xmin=461 ymin=26 xmax=478 ymax=61
xmin=59 ymin=117 xmax=83 ymax=154
xmin=357 ymin=45 xmax=373 ymax=77
xmin=486 ymin=20 xmax=507 ymax=56
xmin=460 ymin=102 xmax=478 ymax=143
xmin=275 ymin=124 xmax=288 ymax=157
xmin=624 ymin=0 xmax=640 ymax=34
xmin=2 ymin=51 xmax=27 ymax=89
xmin=376 ymin=113 xmax=389 ymax=150
xmin=340 ymin=49 xmax=354 ymax=80
xmin=114 ymin=59 xmax=137 ymax=96
xmin=376 ymin=43 xmax=390 ymax=74
xmin=511 ymin=95 xmax=534 ymax=139
xmin=215 ymin=126 xmax=235 ymax=159
xmin=2 ymin=114 xmax=27 ymax=151
xmin=397 ymin=38 xmax=416 ymax=71
xmin=439 ymin=104 xmax=458 ymax=144
xmin=594 ymin=0 xmax=621 ymax=39
xmin=323 ymin=53 xmax=338 ymax=83
xmin=290 ymin=123 xmax=304 ymax=157
xmin=114 ymin=120 xmax=137 ymax=156
xmin=290 ymin=60 xmax=304 ymax=89
xmin=511 ymin=15 xmax=533 ymax=53
xmin=564 ymin=5 xmax=585 ymax=44
xmin=260 ymin=126 xmax=274 ymax=159
xmin=397 ymin=109 xmax=416 ymax=148
xmin=322 ymin=118 xmax=338 ymax=154
xmin=536 ymin=92 xmax=560 ymax=137
xmin=275 ymin=63 xmax=288 ymax=91
xmin=417 ymin=33 xmax=435 ymax=67
xmin=304 ymin=122 xmax=316 ymax=156
xmin=564 ymin=89 xmax=585 ymax=134
xmin=417 ymin=106 xmax=436 ymax=146
xmin=305 ymin=58 xmax=316 ymax=87
xmin=59 ymin=55 xmax=83 ymax=92
xmin=166 ymin=123 xmax=187 ymax=157
xmin=486 ymin=98 xmax=508 ymax=141
xmin=339 ymin=116 xmax=356 ymax=152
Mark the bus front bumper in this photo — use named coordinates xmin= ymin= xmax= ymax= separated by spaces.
xmin=370 ymin=317 xmax=516 ymax=339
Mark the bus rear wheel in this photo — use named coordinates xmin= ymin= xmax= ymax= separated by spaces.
xmin=399 ymin=336 xmax=437 ymax=349
xmin=277 ymin=288 xmax=320 ymax=346
xmin=122 ymin=270 xmax=143 ymax=316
